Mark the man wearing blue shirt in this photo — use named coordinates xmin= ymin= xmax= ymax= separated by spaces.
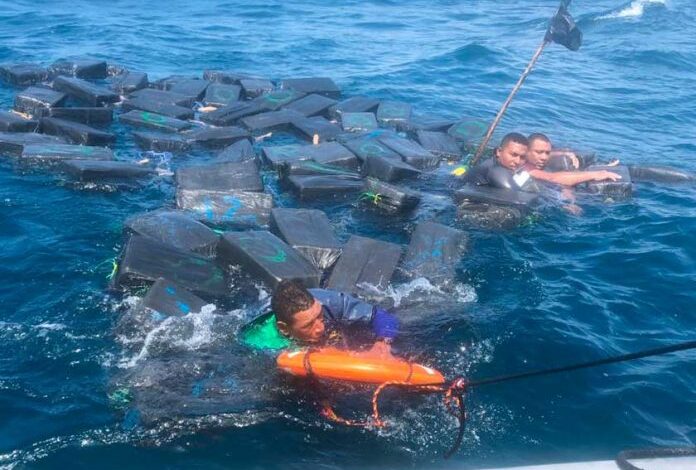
xmin=242 ymin=280 xmax=399 ymax=354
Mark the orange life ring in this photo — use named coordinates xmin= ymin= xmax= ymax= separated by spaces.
xmin=277 ymin=347 xmax=445 ymax=385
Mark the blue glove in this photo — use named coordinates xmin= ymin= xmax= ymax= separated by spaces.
xmin=371 ymin=308 xmax=399 ymax=340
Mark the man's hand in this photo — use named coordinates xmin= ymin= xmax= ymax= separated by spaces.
xmin=593 ymin=170 xmax=622 ymax=182
xmin=568 ymin=153 xmax=580 ymax=170
xmin=560 ymin=187 xmax=576 ymax=202
xmin=367 ymin=339 xmax=393 ymax=358
xmin=563 ymin=203 xmax=584 ymax=216
xmin=372 ymin=308 xmax=399 ymax=340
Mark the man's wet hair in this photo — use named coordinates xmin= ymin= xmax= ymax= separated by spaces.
xmin=528 ymin=133 xmax=551 ymax=145
xmin=500 ymin=132 xmax=529 ymax=149
xmin=271 ymin=280 xmax=314 ymax=324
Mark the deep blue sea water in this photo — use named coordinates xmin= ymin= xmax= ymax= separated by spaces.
xmin=0 ymin=0 xmax=695 ymax=468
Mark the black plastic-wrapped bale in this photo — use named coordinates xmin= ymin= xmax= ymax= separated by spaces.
xmin=152 ymin=75 xmax=190 ymax=89
xmin=119 ymin=110 xmax=192 ymax=133
xmin=14 ymin=86 xmax=67 ymax=116
xmin=379 ymin=135 xmax=440 ymax=169
xmin=335 ymin=128 xmax=397 ymax=145
xmin=132 ymin=131 xmax=191 ymax=153
xmin=286 ymin=174 xmax=364 ymax=201
xmin=142 ymin=278 xmax=211 ymax=317
xmin=253 ymin=89 xmax=305 ymax=111
xmin=327 ymin=235 xmax=402 ymax=294
xmin=341 ymin=112 xmax=378 ymax=132
xmin=177 ymin=189 xmax=273 ymax=228
xmin=302 ymin=141 xmax=359 ymax=169
xmin=328 ymin=96 xmax=380 ymax=119
xmin=401 ymin=221 xmax=467 ymax=285
xmin=203 ymin=70 xmax=256 ymax=84
xmin=214 ymin=139 xmax=256 ymax=163
xmin=454 ymin=185 xmax=539 ymax=209
xmin=49 ymin=58 xmax=107 ymax=79
xmin=0 ymin=111 xmax=39 ymax=132
xmin=270 ymin=208 xmax=342 ymax=271
xmin=40 ymin=117 xmax=115 ymax=146
xmin=359 ymin=177 xmax=421 ymax=212
xmin=43 ymin=107 xmax=113 ymax=125
xmin=362 ymin=154 xmax=421 ymax=182
xmin=241 ymin=109 xmax=304 ymax=133
xmin=454 ymin=185 xmax=536 ymax=230
xmin=447 ymin=119 xmax=487 ymax=144
xmin=240 ymin=78 xmax=274 ymax=98
xmin=457 ymin=202 xmax=523 ymax=230
xmin=60 ymin=159 xmax=154 ymax=181
xmin=176 ymin=160 xmax=263 ymax=192
xmin=0 ymin=63 xmax=48 ymax=86
xmin=284 ymin=93 xmax=336 ymax=117
xmin=584 ymin=165 xmax=632 ymax=198
xmin=129 ymin=88 xmax=192 ymax=107
xmin=161 ymin=78 xmax=210 ymax=101
xmin=628 ymin=165 xmax=695 ymax=183
xmin=281 ymin=77 xmax=340 ymax=98
xmin=20 ymin=143 xmax=113 ymax=163
xmin=291 ymin=116 xmax=342 ymax=142
xmin=218 ymin=230 xmax=321 ymax=289
xmin=199 ymin=101 xmax=264 ymax=126
xmin=112 ymin=234 xmax=227 ymax=297
xmin=544 ymin=153 xmax=593 ymax=171
xmin=277 ymin=160 xmax=361 ymax=180
xmin=266 ymin=142 xmax=357 ymax=170
xmin=52 ymin=76 xmax=119 ymax=107
xmin=261 ymin=144 xmax=305 ymax=168
xmin=376 ymin=101 xmax=412 ymax=127
xmin=125 ymin=210 xmax=220 ymax=258
xmin=402 ymin=115 xmax=455 ymax=133
xmin=0 ymin=133 xmax=66 ymax=157
xmin=204 ymin=84 xmax=241 ymax=107
xmin=344 ymin=136 xmax=400 ymax=163
xmin=417 ymin=130 xmax=461 ymax=159
xmin=122 ymin=96 xmax=194 ymax=121
xmin=185 ymin=126 xmax=249 ymax=148
xmin=108 ymin=70 xmax=149 ymax=94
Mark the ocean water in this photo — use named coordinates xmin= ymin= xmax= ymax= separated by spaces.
xmin=0 ymin=0 xmax=695 ymax=468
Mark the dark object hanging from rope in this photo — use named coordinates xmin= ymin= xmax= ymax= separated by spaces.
xmin=470 ymin=0 xmax=584 ymax=166
xmin=545 ymin=0 xmax=583 ymax=51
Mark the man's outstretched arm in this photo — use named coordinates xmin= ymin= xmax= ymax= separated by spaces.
xmin=528 ymin=168 xmax=622 ymax=187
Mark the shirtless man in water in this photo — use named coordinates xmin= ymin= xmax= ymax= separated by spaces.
xmin=524 ymin=133 xmax=622 ymax=214
xmin=524 ymin=133 xmax=621 ymax=185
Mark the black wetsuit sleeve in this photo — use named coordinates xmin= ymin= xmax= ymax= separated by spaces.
xmin=463 ymin=158 xmax=494 ymax=186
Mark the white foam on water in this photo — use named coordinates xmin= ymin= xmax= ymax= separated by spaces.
xmin=33 ymin=322 xmax=66 ymax=331
xmin=119 ymin=316 xmax=177 ymax=368
xmin=357 ymin=277 xmax=477 ymax=308
xmin=118 ymin=307 xmax=223 ymax=368
xmin=598 ymin=0 xmax=667 ymax=19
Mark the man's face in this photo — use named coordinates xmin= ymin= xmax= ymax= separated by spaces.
xmin=285 ymin=300 xmax=325 ymax=343
xmin=496 ymin=141 xmax=527 ymax=171
xmin=526 ymin=138 xmax=552 ymax=169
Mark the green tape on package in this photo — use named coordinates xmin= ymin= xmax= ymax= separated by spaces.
xmin=241 ymin=312 xmax=293 ymax=351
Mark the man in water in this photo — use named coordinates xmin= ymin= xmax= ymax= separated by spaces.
xmin=524 ymin=133 xmax=623 ymax=214
xmin=463 ymin=132 xmax=537 ymax=191
xmin=242 ymin=280 xmax=398 ymax=354
xmin=525 ymin=133 xmax=621 ymax=185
